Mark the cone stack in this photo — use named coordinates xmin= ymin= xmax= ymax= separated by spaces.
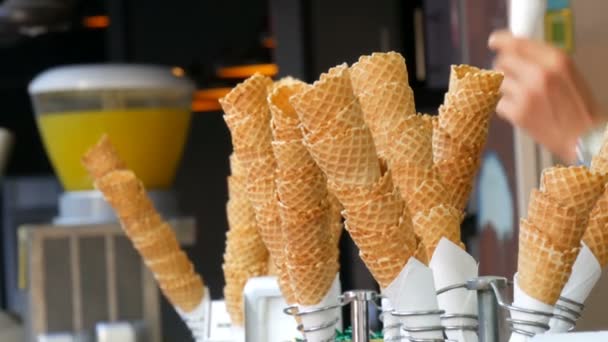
xmin=222 ymin=154 xmax=269 ymax=325
xmin=220 ymin=73 xmax=295 ymax=304
xmin=291 ymin=63 xmax=417 ymax=288
xmin=82 ymin=135 xmax=204 ymax=313
xmin=268 ymin=79 xmax=340 ymax=305
xmin=433 ymin=65 xmax=503 ymax=211
xmin=351 ymin=52 xmax=469 ymax=263
xmin=516 ymin=165 xmax=605 ymax=305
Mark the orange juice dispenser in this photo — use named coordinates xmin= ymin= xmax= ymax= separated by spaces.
xmin=17 ymin=65 xmax=196 ymax=341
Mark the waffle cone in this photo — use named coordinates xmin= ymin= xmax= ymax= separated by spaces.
xmin=219 ymin=73 xmax=273 ymax=117
xmin=438 ymin=105 xmax=489 ymax=149
xmin=95 ymin=171 xmax=156 ymax=221
xmin=225 ymin=111 xmax=273 ymax=149
xmin=387 ymin=115 xmax=433 ymax=167
xmin=583 ymin=186 xmax=608 ymax=266
xmin=342 ymin=189 xmax=404 ymax=232
xmin=119 ymin=212 xmax=164 ymax=239
xmin=448 ymin=65 xmax=504 ymax=94
xmin=327 ymin=192 xmax=344 ymax=245
xmin=540 ymin=166 xmax=606 ymax=228
xmin=358 ymin=234 xmax=412 ymax=289
xmin=290 ymin=64 xmax=356 ymax=132
xmin=447 ymin=179 xmax=473 ymax=211
xmin=346 ymin=221 xmax=413 ymax=252
xmin=433 ymin=155 xmax=478 ymax=185
xmin=229 ymin=153 xmax=247 ymax=178
xmin=226 ymin=198 xmax=256 ymax=230
xmin=413 ymin=205 xmax=463 ymax=260
xmin=160 ymin=273 xmax=205 ymax=312
xmin=350 ymin=51 xmax=408 ymax=95
xmin=223 ymin=280 xmax=247 ymax=325
xmin=271 ymin=139 xmax=317 ymax=172
xmin=133 ymin=224 xmax=181 ymax=259
xmin=255 ymin=200 xmax=285 ymax=264
xmin=302 ymin=99 xmax=367 ymax=145
xmin=391 ymin=163 xmax=437 ymax=200
xmin=406 ymin=176 xmax=450 ymax=214
xmin=443 ymin=90 xmax=500 ymax=118
xmin=432 ymin=124 xmax=475 ymax=163
xmin=224 ymin=226 xmax=269 ymax=269
xmin=304 ymin=126 xmax=381 ymax=187
xmin=527 ymin=189 xmax=580 ymax=250
xmin=271 ymin=122 xmax=302 ymax=141
xmin=328 ymin=168 xmax=393 ymax=210
xmin=518 ymin=219 xmax=580 ymax=305
xmin=277 ymin=264 xmax=296 ymax=304
xmin=81 ymin=134 xmax=127 ymax=179
xmin=147 ymin=251 xmax=193 ymax=280
xmin=276 ymin=167 xmax=327 ymax=211
xmin=268 ymin=78 xmax=308 ymax=130
xmin=591 ymin=155 xmax=608 ymax=175
xmin=288 ymin=255 xmax=339 ymax=305
xmin=246 ymin=175 xmax=276 ymax=210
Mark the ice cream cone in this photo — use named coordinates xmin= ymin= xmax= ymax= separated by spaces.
xmin=350 ymin=51 xmax=408 ymax=95
xmin=412 ymin=205 xmax=464 ymax=262
xmin=443 ymin=90 xmax=500 ymax=118
xmin=327 ymin=168 xmax=394 ymax=209
xmin=448 ymin=65 xmax=504 ymax=94
xmin=582 ymin=186 xmax=608 ymax=267
xmin=81 ymin=134 xmax=127 ymax=179
xmin=287 ymin=254 xmax=339 ymax=305
xmin=438 ymin=105 xmax=489 ymax=149
xmin=342 ymin=189 xmax=404 ymax=232
xmin=219 ymin=73 xmax=273 ymax=117
xmin=301 ymin=99 xmax=367 ymax=145
xmin=517 ymin=219 xmax=580 ymax=305
xmin=406 ymin=176 xmax=450 ymax=214
xmin=526 ymin=189 xmax=580 ymax=250
xmin=160 ymin=273 xmax=206 ymax=312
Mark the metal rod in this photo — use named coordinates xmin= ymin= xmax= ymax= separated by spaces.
xmin=466 ymin=276 xmax=507 ymax=342
xmin=351 ymin=293 xmax=369 ymax=342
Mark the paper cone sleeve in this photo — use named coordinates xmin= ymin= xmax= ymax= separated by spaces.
xmin=220 ymin=73 xmax=273 ymax=117
xmin=342 ymin=189 xmax=404 ymax=232
xmin=288 ymin=255 xmax=339 ymax=305
xmin=583 ymin=186 xmax=608 ymax=266
xmin=81 ymin=134 xmax=127 ymax=180
xmin=590 ymin=155 xmax=608 ymax=175
xmin=350 ymin=51 xmax=408 ymax=95
xmin=443 ymin=89 xmax=500 ymax=118
xmin=328 ymin=168 xmax=393 ymax=210
xmin=448 ymin=65 xmax=503 ymax=94
xmin=304 ymin=125 xmax=381 ymax=187
xmin=540 ymin=165 xmax=606 ymax=227
xmin=432 ymin=125 xmax=474 ymax=164
xmin=527 ymin=189 xmax=581 ymax=250
xmin=438 ymin=105 xmax=489 ymax=149
xmin=160 ymin=273 xmax=205 ymax=312
xmin=271 ymin=139 xmax=317 ymax=173
xmin=518 ymin=219 xmax=580 ymax=305
xmin=290 ymin=64 xmax=356 ymax=132
xmin=406 ymin=176 xmax=450 ymax=214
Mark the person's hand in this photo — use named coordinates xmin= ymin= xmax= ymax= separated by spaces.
xmin=488 ymin=30 xmax=600 ymax=163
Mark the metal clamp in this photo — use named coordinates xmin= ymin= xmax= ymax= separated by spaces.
xmin=283 ymin=298 xmax=345 ymax=341
xmin=435 ymin=282 xmax=480 ymax=334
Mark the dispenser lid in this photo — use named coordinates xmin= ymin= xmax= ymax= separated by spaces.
xmin=29 ymin=64 xmax=195 ymax=94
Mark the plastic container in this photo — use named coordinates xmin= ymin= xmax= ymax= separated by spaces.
xmin=28 ymin=64 xmax=195 ymax=191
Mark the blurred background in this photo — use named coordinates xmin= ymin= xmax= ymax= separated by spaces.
xmin=1 ymin=0 xmax=606 ymax=341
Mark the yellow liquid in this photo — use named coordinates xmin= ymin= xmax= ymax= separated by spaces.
xmin=37 ymin=108 xmax=191 ymax=191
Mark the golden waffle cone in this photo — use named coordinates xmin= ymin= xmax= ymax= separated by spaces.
xmin=95 ymin=171 xmax=156 ymax=221
xmin=288 ymin=254 xmax=339 ymax=305
xmin=391 ymin=163 xmax=437 ymax=199
xmin=387 ymin=115 xmax=433 ymax=167
xmin=276 ymin=168 xmax=327 ymax=211
xmin=345 ymin=222 xmax=411 ymax=252
xmin=359 ymin=239 xmax=412 ymax=289
xmin=443 ymin=90 xmax=500 ymax=118
xmin=232 ymin=144 xmax=274 ymax=167
xmin=220 ymin=73 xmax=273 ymax=117
xmin=302 ymin=99 xmax=367 ymax=145
xmin=133 ymin=224 xmax=181 ymax=259
xmin=433 ymin=156 xmax=479 ymax=184
xmin=328 ymin=168 xmax=393 ymax=210
xmin=350 ymin=51 xmax=408 ymax=95
xmin=518 ymin=219 xmax=580 ymax=305
xmin=119 ymin=212 xmax=164 ymax=239
xmin=446 ymin=179 xmax=473 ymax=211
xmin=438 ymin=105 xmax=489 ymax=149
xmin=540 ymin=166 xmax=606 ymax=228
xmin=277 ymin=264 xmax=297 ymax=304
xmin=583 ymin=188 xmax=608 ymax=266
xmin=412 ymin=205 xmax=463 ymax=260
xmin=290 ymin=64 xmax=356 ymax=132
xmin=223 ymin=281 xmax=246 ymax=325
xmin=224 ymin=226 xmax=269 ymax=267
xmin=304 ymin=126 xmax=381 ymax=187
xmin=244 ymin=154 xmax=276 ymax=181
xmin=246 ymin=175 xmax=276 ymax=210
xmin=268 ymin=79 xmax=308 ymax=129
xmin=81 ymin=134 xmax=127 ymax=179
xmin=342 ymin=189 xmax=404 ymax=232
xmin=432 ymin=125 xmax=475 ymax=163
xmin=527 ymin=189 xmax=580 ymax=250
xmin=225 ymin=111 xmax=273 ymax=149
xmin=147 ymin=251 xmax=193 ymax=280
xmin=406 ymin=176 xmax=450 ymax=214
xmin=590 ymin=155 xmax=608 ymax=175
xmin=229 ymin=152 xmax=247 ymax=177
xmin=226 ymin=198 xmax=256 ymax=230
xmin=271 ymin=122 xmax=302 ymax=141
xmin=327 ymin=192 xmax=344 ymax=245
xmin=271 ymin=139 xmax=317 ymax=172
xmin=255 ymin=200 xmax=286 ymax=265
xmin=160 ymin=273 xmax=205 ymax=312
xmin=448 ymin=65 xmax=504 ymax=94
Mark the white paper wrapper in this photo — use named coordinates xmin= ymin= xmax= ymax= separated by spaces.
xmin=429 ymin=238 xmax=479 ymax=342
xmin=508 ymin=275 xmax=554 ymax=342
xmin=299 ymin=274 xmax=342 ymax=342
xmin=381 ymin=298 xmax=402 ymax=341
xmin=383 ymin=257 xmax=443 ymax=340
xmin=177 ymin=287 xmax=211 ymax=342
xmin=509 ymin=0 xmax=546 ymax=39
xmin=549 ymin=243 xmax=602 ymax=333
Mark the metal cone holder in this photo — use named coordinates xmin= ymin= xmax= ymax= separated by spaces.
xmin=436 ymin=276 xmax=585 ymax=342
